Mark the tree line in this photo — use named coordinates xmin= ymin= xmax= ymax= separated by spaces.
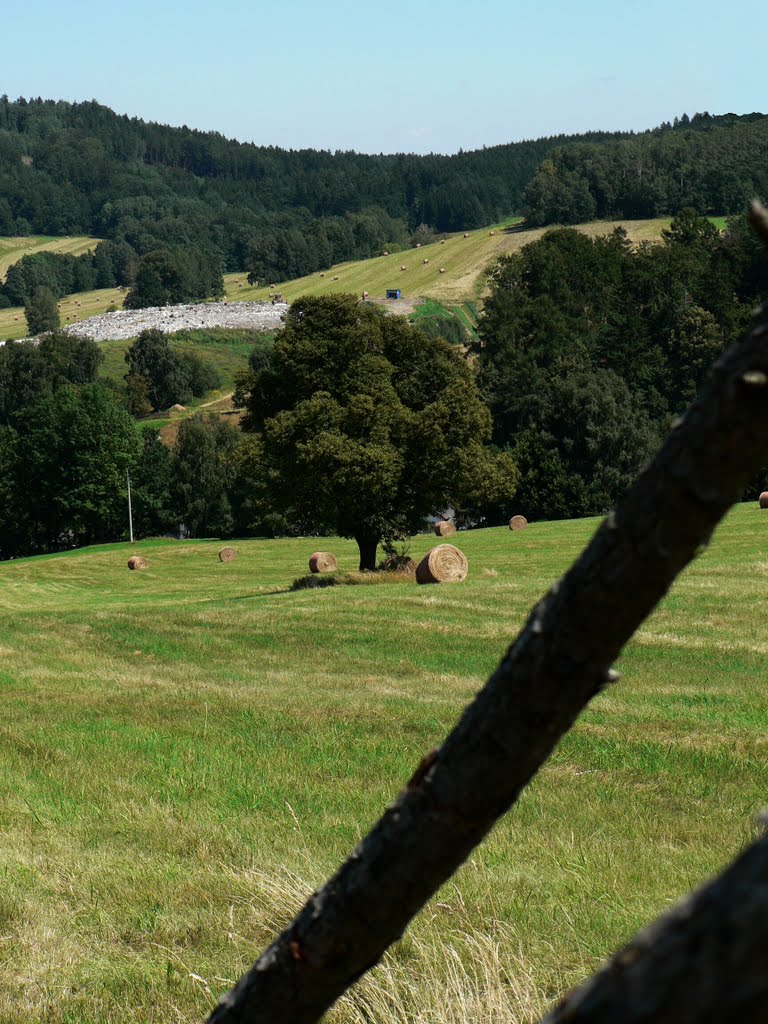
xmin=474 ymin=209 xmax=768 ymax=519
xmin=2 ymin=97 xmax=766 ymax=290
xmin=2 ymin=210 xmax=767 ymax=563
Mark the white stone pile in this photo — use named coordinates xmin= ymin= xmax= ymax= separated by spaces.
xmin=60 ymin=301 xmax=289 ymax=342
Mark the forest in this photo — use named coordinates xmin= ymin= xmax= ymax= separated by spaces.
xmin=1 ymin=98 xmax=767 ymax=293
xmin=2 ymin=210 xmax=767 ymax=562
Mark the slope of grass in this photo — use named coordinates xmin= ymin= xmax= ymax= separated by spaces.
xmin=0 ymin=503 xmax=765 ymax=1022
xmin=223 ymin=218 xmax=672 ymax=308
xmin=0 ymin=235 xmax=100 ymax=282
xmin=1 ymin=220 xmax=672 ymax=343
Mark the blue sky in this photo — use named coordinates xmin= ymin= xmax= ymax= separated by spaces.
xmin=2 ymin=0 xmax=765 ymax=154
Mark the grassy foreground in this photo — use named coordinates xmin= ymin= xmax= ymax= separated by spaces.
xmin=0 ymin=504 xmax=766 ymax=1022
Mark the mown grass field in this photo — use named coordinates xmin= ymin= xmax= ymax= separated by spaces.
xmin=1 ymin=220 xmax=674 ymax=343
xmin=224 ymin=218 xmax=673 ymax=308
xmin=0 ymin=236 xmax=100 ymax=282
xmin=0 ymin=503 xmax=765 ymax=1023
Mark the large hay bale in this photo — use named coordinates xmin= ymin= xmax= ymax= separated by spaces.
xmin=416 ymin=544 xmax=468 ymax=585
xmin=127 ymin=556 xmax=149 ymax=571
xmin=509 ymin=515 xmax=528 ymax=531
xmin=760 ymin=492 xmax=768 ymax=509
xmin=309 ymin=551 xmax=337 ymax=574
xmin=219 ymin=546 xmax=237 ymax=563
xmin=434 ymin=521 xmax=457 ymax=538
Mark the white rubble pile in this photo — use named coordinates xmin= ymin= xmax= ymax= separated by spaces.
xmin=60 ymin=301 xmax=289 ymax=342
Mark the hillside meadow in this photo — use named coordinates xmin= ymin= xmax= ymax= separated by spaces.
xmin=0 ymin=504 xmax=765 ymax=1023
xmin=0 ymin=219 xmax=673 ymax=342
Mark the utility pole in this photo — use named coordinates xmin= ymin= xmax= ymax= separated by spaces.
xmin=127 ymin=469 xmax=134 ymax=544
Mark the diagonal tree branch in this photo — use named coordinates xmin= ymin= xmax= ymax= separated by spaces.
xmin=208 ymin=202 xmax=768 ymax=1024
xmin=541 ymin=827 xmax=768 ymax=1023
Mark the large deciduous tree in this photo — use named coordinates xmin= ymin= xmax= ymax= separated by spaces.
xmin=239 ymin=294 xmax=518 ymax=570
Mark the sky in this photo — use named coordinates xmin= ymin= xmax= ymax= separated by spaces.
xmin=2 ymin=0 xmax=766 ymax=155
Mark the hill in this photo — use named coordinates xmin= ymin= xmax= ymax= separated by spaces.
xmin=0 ymin=504 xmax=764 ymax=1021
xmin=0 ymin=218 xmax=673 ymax=342
xmin=1 ymin=98 xmax=766 ymax=289
xmin=0 ymin=234 xmax=99 ymax=280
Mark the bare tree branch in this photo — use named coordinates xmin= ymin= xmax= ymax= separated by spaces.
xmin=541 ymin=828 xmax=768 ymax=1024
xmin=208 ymin=207 xmax=768 ymax=1024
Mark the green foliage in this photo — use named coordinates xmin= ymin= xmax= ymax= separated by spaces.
xmin=476 ymin=213 xmax=766 ymax=520
xmin=240 ymin=294 xmax=518 ymax=568
xmin=124 ymin=329 xmax=221 ymax=411
xmin=171 ymin=414 xmax=241 ymax=538
xmin=123 ymin=246 xmax=223 ymax=309
xmin=523 ymin=114 xmax=768 ymax=225
xmin=0 ymin=331 xmax=102 ymax=426
xmin=24 ymin=285 xmax=60 ymax=334
xmin=0 ymin=383 xmax=140 ymax=557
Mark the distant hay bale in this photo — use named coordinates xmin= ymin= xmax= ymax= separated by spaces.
xmin=218 ymin=546 xmax=236 ymax=563
xmin=760 ymin=492 xmax=768 ymax=509
xmin=400 ymin=265 xmax=406 ymax=271
xmin=127 ymin=556 xmax=149 ymax=571
xmin=416 ymin=544 xmax=468 ymax=585
xmin=309 ymin=551 xmax=337 ymax=573
xmin=434 ymin=521 xmax=457 ymax=537
xmin=509 ymin=515 xmax=528 ymax=531
xmin=463 ymin=232 xmax=469 ymax=238
xmin=439 ymin=267 xmax=446 ymax=273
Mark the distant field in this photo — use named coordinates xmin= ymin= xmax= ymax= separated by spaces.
xmin=0 ymin=503 xmax=765 ymax=1022
xmin=0 ymin=234 xmax=100 ymax=281
xmin=223 ymin=218 xmax=673 ymax=308
xmin=0 ymin=217 xmax=682 ymax=344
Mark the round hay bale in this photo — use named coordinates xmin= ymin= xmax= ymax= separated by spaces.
xmin=309 ymin=551 xmax=337 ymax=574
xmin=509 ymin=515 xmax=528 ymax=531
xmin=416 ymin=544 xmax=468 ymax=585
xmin=760 ymin=492 xmax=768 ymax=509
xmin=434 ymin=521 xmax=457 ymax=537
xmin=219 ymin=546 xmax=237 ymax=563
xmin=127 ymin=556 xmax=149 ymax=571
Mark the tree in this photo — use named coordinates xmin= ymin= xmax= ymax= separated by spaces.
xmin=206 ymin=202 xmax=768 ymax=1024
xmin=172 ymin=414 xmax=239 ymax=538
xmin=23 ymin=285 xmax=60 ymax=335
xmin=240 ymin=295 xmax=518 ymax=570
xmin=125 ymin=329 xmax=191 ymax=410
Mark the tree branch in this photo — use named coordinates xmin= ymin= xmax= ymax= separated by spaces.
xmin=541 ymin=828 xmax=768 ymax=1023
xmin=208 ymin=209 xmax=768 ymax=1024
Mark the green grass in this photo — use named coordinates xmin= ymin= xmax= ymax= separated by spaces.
xmin=223 ymin=218 xmax=672 ymax=310
xmin=1 ymin=220 xmax=672 ymax=343
xmin=0 ymin=503 xmax=766 ymax=1022
xmin=0 ymin=235 xmax=100 ymax=282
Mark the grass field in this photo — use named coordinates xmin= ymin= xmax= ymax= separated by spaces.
xmin=223 ymin=218 xmax=673 ymax=308
xmin=0 ymin=235 xmax=100 ymax=282
xmin=1 ymin=220 xmax=673 ymax=343
xmin=0 ymin=503 xmax=765 ymax=1023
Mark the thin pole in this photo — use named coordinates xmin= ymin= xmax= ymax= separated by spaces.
xmin=127 ymin=469 xmax=134 ymax=544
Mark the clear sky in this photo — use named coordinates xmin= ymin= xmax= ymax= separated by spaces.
xmin=2 ymin=0 xmax=765 ymax=154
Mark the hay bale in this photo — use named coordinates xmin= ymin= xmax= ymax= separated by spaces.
xmin=434 ymin=521 xmax=457 ymax=537
xmin=509 ymin=515 xmax=528 ymax=531
xmin=127 ymin=556 xmax=149 ymax=571
xmin=309 ymin=551 xmax=337 ymax=574
xmin=219 ymin=546 xmax=237 ymax=563
xmin=760 ymin=492 xmax=768 ymax=509
xmin=416 ymin=544 xmax=468 ymax=584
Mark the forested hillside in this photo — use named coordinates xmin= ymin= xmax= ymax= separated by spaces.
xmin=523 ymin=112 xmax=768 ymax=225
xmin=2 ymin=97 xmax=766 ymax=293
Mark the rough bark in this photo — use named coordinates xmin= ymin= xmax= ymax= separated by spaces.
xmin=208 ymin=205 xmax=768 ymax=1024
xmin=541 ymin=828 xmax=768 ymax=1024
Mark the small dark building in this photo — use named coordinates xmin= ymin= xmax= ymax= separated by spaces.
xmin=386 ymin=289 xmax=401 ymax=300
